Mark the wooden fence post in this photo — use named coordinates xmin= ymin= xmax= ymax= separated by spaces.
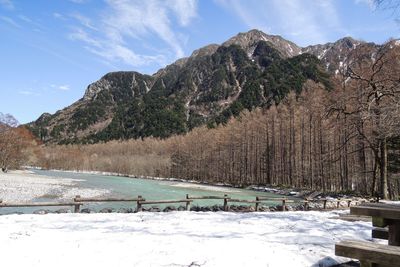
xmin=323 ymin=199 xmax=327 ymax=209
xmin=74 ymin=195 xmax=81 ymax=213
xmin=347 ymin=200 xmax=351 ymax=207
xmin=223 ymin=194 xmax=228 ymax=211
xmin=255 ymin=197 xmax=259 ymax=211
xmin=282 ymin=199 xmax=286 ymax=211
xmin=136 ymin=195 xmax=143 ymax=212
xmin=185 ymin=194 xmax=191 ymax=211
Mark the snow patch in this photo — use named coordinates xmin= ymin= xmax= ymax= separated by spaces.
xmin=318 ymin=49 xmax=328 ymax=59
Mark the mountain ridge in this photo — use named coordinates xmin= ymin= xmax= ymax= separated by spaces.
xmin=27 ymin=29 xmax=388 ymax=144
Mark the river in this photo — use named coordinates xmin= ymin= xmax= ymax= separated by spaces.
xmin=1 ymin=169 xmax=299 ymax=214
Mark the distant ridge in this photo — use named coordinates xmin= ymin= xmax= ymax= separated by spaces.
xmin=0 ymin=112 xmax=19 ymax=128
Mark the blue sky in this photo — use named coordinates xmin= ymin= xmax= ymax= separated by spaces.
xmin=0 ymin=0 xmax=399 ymax=124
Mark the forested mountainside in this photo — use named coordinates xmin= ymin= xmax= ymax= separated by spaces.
xmin=27 ymin=29 xmax=369 ymax=144
xmin=36 ymin=35 xmax=400 ymax=198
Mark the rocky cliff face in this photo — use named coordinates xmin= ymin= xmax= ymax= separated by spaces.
xmin=28 ymin=29 xmax=384 ymax=144
xmin=303 ymin=37 xmax=365 ymax=74
xmin=222 ymin=29 xmax=302 ymax=58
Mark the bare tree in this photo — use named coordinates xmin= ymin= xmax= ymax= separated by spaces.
xmin=0 ymin=126 xmax=26 ymax=171
xmin=338 ymin=43 xmax=400 ymax=199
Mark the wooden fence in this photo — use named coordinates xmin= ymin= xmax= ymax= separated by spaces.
xmin=0 ymin=195 xmax=357 ymax=213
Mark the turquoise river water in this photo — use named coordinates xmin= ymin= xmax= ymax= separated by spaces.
xmin=1 ymin=170 xmax=299 ymax=214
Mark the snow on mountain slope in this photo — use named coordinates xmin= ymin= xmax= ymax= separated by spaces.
xmin=0 ymin=112 xmax=19 ymax=127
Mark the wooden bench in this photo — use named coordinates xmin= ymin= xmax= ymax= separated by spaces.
xmin=372 ymin=227 xmax=389 ymax=240
xmin=335 ymin=240 xmax=400 ymax=267
xmin=351 ymin=203 xmax=400 ymax=246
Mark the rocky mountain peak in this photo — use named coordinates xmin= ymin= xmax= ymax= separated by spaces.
xmin=0 ymin=112 xmax=19 ymax=127
xmin=190 ymin=44 xmax=220 ymax=58
xmin=333 ymin=36 xmax=363 ymax=51
xmin=222 ymin=29 xmax=302 ymax=58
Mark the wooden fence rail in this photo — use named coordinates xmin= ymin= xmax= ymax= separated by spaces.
xmin=0 ymin=202 xmax=82 ymax=208
xmin=0 ymin=195 xmax=358 ymax=214
xmin=137 ymin=199 xmax=193 ymax=211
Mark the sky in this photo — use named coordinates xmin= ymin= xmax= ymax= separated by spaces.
xmin=0 ymin=0 xmax=399 ymax=124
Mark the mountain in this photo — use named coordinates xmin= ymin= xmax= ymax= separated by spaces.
xmin=28 ymin=30 xmax=381 ymax=144
xmin=0 ymin=113 xmax=19 ymax=128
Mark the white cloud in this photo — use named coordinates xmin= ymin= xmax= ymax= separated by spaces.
xmin=169 ymin=0 xmax=198 ymax=26
xmin=70 ymin=13 xmax=97 ymax=31
xmin=69 ymin=0 xmax=87 ymax=3
xmin=50 ymin=84 xmax=71 ymax=91
xmin=68 ymin=0 xmax=198 ymax=68
xmin=18 ymin=15 xmax=32 ymax=23
xmin=0 ymin=0 xmax=13 ymax=10
xmin=18 ymin=15 xmax=43 ymax=30
xmin=19 ymin=90 xmax=34 ymax=95
xmin=18 ymin=90 xmax=40 ymax=96
xmin=355 ymin=0 xmax=376 ymax=9
xmin=0 ymin=16 xmax=21 ymax=28
xmin=53 ymin=13 xmax=65 ymax=20
xmin=69 ymin=28 xmax=101 ymax=47
xmin=58 ymin=85 xmax=70 ymax=91
xmin=215 ymin=0 xmax=343 ymax=46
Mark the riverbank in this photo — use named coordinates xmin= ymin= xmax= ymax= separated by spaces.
xmin=0 ymin=170 xmax=109 ymax=202
xmin=28 ymin=167 xmax=371 ymax=202
xmin=0 ymin=169 xmax=368 ymax=215
xmin=0 ymin=210 xmax=373 ymax=267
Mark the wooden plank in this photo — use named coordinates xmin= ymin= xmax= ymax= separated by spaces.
xmin=335 ymin=240 xmax=400 ymax=266
xmin=372 ymin=227 xmax=389 ymax=240
xmin=185 ymin=194 xmax=191 ymax=211
xmin=336 ymin=214 xmax=371 ymax=222
xmin=186 ymin=195 xmax=228 ymax=200
xmin=255 ymin=197 xmax=260 ymax=211
xmin=139 ymin=199 xmax=193 ymax=205
xmin=227 ymin=199 xmax=262 ymax=204
xmin=0 ymin=202 xmax=80 ymax=207
xmin=389 ymin=221 xmax=400 ymax=246
xmin=136 ymin=195 xmax=143 ymax=212
xmin=256 ymin=197 xmax=289 ymax=201
xmin=223 ymin=195 xmax=228 ymax=211
xmin=252 ymin=198 xmax=294 ymax=203
xmin=74 ymin=195 xmax=81 ymax=213
xmin=372 ymin=217 xmax=389 ymax=228
xmin=74 ymin=197 xmax=143 ymax=202
xmin=351 ymin=204 xmax=400 ymax=220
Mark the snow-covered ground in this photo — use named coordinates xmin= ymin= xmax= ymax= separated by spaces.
xmin=0 ymin=211 xmax=374 ymax=267
xmin=0 ymin=170 xmax=109 ymax=202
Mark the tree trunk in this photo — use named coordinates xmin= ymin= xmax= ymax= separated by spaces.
xmin=371 ymin=159 xmax=378 ymax=197
xmin=380 ymin=137 xmax=389 ymax=199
